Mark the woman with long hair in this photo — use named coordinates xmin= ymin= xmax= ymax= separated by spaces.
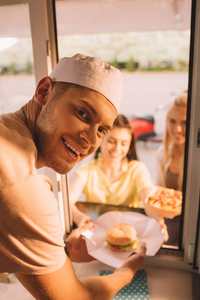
xmin=156 ymin=91 xmax=187 ymax=191
xmin=70 ymin=114 xmax=153 ymax=228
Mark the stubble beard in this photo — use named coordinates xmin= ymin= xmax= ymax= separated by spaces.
xmin=35 ymin=101 xmax=72 ymax=174
xmin=36 ymin=126 xmax=75 ymax=174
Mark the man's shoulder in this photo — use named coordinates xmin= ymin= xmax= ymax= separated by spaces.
xmin=0 ymin=111 xmax=37 ymax=188
xmin=0 ymin=111 xmax=32 ymax=138
xmin=1 ymin=111 xmax=34 ymax=144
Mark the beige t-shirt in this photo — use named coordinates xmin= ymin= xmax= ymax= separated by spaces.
xmin=0 ymin=112 xmax=66 ymax=275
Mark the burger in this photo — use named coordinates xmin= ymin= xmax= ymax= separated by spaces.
xmin=105 ymin=223 xmax=139 ymax=251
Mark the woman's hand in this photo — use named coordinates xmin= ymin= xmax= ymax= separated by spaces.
xmin=144 ymin=204 xmax=169 ymax=242
xmin=159 ymin=218 xmax=169 ymax=242
xmin=78 ymin=215 xmax=94 ymax=230
xmin=71 ymin=202 xmax=94 ymax=230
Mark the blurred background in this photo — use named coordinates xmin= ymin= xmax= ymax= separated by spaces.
xmin=0 ymin=0 xmax=191 ymax=183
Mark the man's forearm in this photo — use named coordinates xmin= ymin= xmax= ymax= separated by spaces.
xmin=81 ymin=270 xmax=133 ymax=300
xmin=80 ymin=244 xmax=146 ymax=300
xmin=15 ymin=243 xmax=146 ymax=300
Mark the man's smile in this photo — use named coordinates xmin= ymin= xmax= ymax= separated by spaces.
xmin=62 ymin=137 xmax=88 ymax=159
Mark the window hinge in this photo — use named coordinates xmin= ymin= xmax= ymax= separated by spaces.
xmin=46 ymin=40 xmax=50 ymax=56
xmin=188 ymin=244 xmax=195 ymax=264
xmin=57 ymin=180 xmax=61 ymax=192
xmin=197 ymin=128 xmax=200 ymax=147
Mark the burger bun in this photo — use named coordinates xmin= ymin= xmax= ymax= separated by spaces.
xmin=106 ymin=223 xmax=139 ymax=252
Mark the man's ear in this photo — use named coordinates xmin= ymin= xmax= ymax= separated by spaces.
xmin=34 ymin=76 xmax=53 ymax=105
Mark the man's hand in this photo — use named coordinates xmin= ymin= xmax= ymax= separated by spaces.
xmin=114 ymin=242 xmax=146 ymax=280
xmin=65 ymin=228 xmax=95 ymax=262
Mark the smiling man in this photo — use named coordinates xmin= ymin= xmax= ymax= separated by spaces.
xmin=35 ymin=81 xmax=115 ymax=173
xmin=0 ymin=53 xmax=146 ymax=299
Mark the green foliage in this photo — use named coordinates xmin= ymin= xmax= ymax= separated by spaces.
xmin=0 ymin=61 xmax=33 ymax=75
xmin=112 ymin=58 xmax=120 ymax=69
xmin=25 ymin=60 xmax=33 ymax=74
xmin=140 ymin=60 xmax=188 ymax=72
xmin=8 ymin=63 xmax=18 ymax=74
xmin=125 ymin=57 xmax=136 ymax=72
xmin=0 ymin=58 xmax=188 ymax=76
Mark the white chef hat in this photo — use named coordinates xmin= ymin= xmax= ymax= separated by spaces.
xmin=49 ymin=53 xmax=124 ymax=112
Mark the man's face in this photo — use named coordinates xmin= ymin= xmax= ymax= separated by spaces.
xmin=35 ymin=85 xmax=117 ymax=173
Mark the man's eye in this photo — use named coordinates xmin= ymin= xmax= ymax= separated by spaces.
xmin=98 ymin=127 xmax=107 ymax=138
xmin=78 ymin=108 xmax=88 ymax=119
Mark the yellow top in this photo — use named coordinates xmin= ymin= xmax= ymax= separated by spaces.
xmin=75 ymin=157 xmax=153 ymax=208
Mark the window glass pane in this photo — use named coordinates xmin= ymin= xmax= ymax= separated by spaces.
xmin=0 ymin=4 xmax=35 ymax=114
xmin=55 ymin=0 xmax=191 ymax=248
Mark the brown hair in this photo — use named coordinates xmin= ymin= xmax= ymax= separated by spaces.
xmin=95 ymin=114 xmax=138 ymax=161
xmin=52 ymin=82 xmax=84 ymax=101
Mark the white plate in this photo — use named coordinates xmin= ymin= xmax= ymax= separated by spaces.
xmin=83 ymin=211 xmax=164 ymax=268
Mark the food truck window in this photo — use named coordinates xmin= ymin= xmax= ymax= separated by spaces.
xmin=1 ymin=0 xmax=199 ymax=269
xmin=0 ymin=2 xmax=35 ymax=114
xmin=55 ymin=0 xmax=192 ymax=249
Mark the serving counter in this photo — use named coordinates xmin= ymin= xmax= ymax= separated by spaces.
xmin=75 ymin=201 xmax=180 ymax=248
xmin=0 ymin=202 xmax=194 ymax=299
xmin=73 ymin=201 xmax=193 ymax=300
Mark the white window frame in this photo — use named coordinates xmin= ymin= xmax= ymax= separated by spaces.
xmin=1 ymin=0 xmax=72 ymax=234
xmin=182 ymin=0 xmax=200 ymax=271
xmin=1 ymin=0 xmax=57 ymax=79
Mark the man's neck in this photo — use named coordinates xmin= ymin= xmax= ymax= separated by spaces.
xmin=20 ymin=98 xmax=42 ymax=142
